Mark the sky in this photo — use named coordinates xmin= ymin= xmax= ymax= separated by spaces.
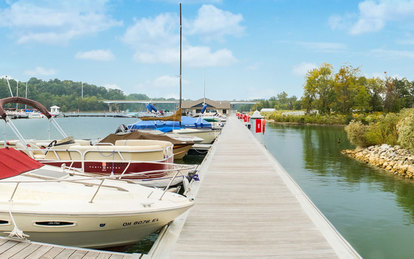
xmin=1 ymin=0 xmax=414 ymax=101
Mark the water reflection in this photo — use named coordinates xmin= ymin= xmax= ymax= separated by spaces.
xmin=255 ymin=123 xmax=414 ymax=258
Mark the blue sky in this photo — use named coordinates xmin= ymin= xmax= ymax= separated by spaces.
xmin=1 ymin=0 xmax=414 ymax=101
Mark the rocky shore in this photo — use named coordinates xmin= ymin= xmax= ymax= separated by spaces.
xmin=342 ymin=144 xmax=414 ymax=178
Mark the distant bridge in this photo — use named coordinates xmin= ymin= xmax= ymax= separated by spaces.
xmin=103 ymin=100 xmax=257 ymax=112
xmin=103 ymin=100 xmax=257 ymax=104
xmin=103 ymin=100 xmax=178 ymax=104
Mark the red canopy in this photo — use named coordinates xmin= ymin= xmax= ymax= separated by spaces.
xmin=0 ymin=147 xmax=43 ymax=179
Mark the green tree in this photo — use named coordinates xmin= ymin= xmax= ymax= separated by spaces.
xmin=333 ymin=65 xmax=361 ymax=114
xmin=303 ymin=63 xmax=334 ymax=114
xmin=384 ymin=75 xmax=400 ymax=113
xmin=366 ymin=77 xmax=384 ymax=112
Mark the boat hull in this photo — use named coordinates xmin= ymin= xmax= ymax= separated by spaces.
xmin=173 ymin=144 xmax=193 ymax=160
xmin=173 ymin=129 xmax=220 ymax=144
xmin=0 ymin=206 xmax=190 ymax=248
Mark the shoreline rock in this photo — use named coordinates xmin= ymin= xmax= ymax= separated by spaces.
xmin=342 ymin=144 xmax=414 ymax=178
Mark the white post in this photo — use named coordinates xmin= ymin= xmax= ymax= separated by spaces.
xmin=6 ymin=76 xmax=13 ymax=97
xmin=16 ymin=81 xmax=18 ymax=110
xmin=25 ymin=82 xmax=28 ymax=109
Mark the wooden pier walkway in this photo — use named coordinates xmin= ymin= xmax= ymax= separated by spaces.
xmin=147 ymin=116 xmax=360 ymax=258
xmin=0 ymin=237 xmax=141 ymax=259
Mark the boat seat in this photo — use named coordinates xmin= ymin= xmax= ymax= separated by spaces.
xmin=115 ymin=139 xmax=174 ymax=158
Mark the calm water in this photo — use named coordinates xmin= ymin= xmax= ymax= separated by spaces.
xmin=0 ymin=117 xmax=138 ymax=140
xmin=254 ymin=123 xmax=414 ymax=259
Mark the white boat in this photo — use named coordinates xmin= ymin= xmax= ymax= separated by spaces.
xmin=0 ymin=147 xmax=194 ymax=248
xmin=173 ymin=128 xmax=220 ymax=144
xmin=27 ymin=111 xmax=45 ymax=119
xmin=0 ymin=97 xmax=194 ymax=189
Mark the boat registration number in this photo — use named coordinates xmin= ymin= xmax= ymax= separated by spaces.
xmin=123 ymin=218 xmax=159 ymax=227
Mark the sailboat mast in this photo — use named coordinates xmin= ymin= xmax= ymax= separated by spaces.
xmin=203 ymin=70 xmax=206 ymax=104
xmin=179 ymin=3 xmax=182 ymax=112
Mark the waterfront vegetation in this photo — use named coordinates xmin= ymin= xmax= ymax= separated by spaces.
xmin=345 ymin=108 xmax=414 ymax=151
xmin=252 ymin=63 xmax=414 ymax=153
xmin=0 ymin=77 xmax=177 ymax=112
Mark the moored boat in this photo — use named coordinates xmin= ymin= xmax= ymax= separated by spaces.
xmin=101 ymin=130 xmax=199 ymax=160
xmin=0 ymin=147 xmax=194 ymax=248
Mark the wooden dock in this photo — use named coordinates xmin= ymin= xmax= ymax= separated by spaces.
xmin=0 ymin=237 xmax=141 ymax=259
xmin=147 ymin=116 xmax=360 ymax=258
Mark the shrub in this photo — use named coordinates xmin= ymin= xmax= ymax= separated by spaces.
xmin=345 ymin=120 xmax=369 ymax=147
xmin=397 ymin=111 xmax=414 ymax=152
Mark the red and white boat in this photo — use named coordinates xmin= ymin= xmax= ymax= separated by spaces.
xmin=0 ymin=147 xmax=194 ymax=248
xmin=0 ymin=97 xmax=194 ymax=188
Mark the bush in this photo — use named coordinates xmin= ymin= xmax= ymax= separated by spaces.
xmin=345 ymin=120 xmax=369 ymax=147
xmin=397 ymin=111 xmax=414 ymax=152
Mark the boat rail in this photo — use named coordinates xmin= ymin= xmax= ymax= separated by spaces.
xmin=1 ymin=163 xmax=196 ymax=204
xmin=12 ymin=145 xmax=174 ymax=172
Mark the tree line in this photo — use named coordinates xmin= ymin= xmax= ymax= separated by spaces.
xmin=253 ymin=63 xmax=414 ymax=114
xmin=0 ymin=78 xmax=176 ymax=112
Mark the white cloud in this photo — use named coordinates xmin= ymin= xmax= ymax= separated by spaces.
xmin=292 ymin=62 xmax=317 ymax=77
xmin=371 ymin=48 xmax=414 ymax=58
xmin=189 ymin=4 xmax=244 ymax=41
xmin=184 ymin=46 xmax=236 ymax=67
xmin=134 ymin=75 xmax=189 ymax=98
xmin=0 ymin=0 xmax=122 ymax=44
xmin=330 ymin=0 xmax=414 ymax=35
xmin=153 ymin=75 xmax=179 ymax=88
xmin=122 ymin=5 xmax=238 ymax=67
xmin=297 ymin=41 xmax=347 ymax=52
xmin=75 ymin=49 xmax=115 ymax=61
xmin=104 ymin=84 xmax=122 ymax=91
xmin=24 ymin=66 xmax=56 ymax=76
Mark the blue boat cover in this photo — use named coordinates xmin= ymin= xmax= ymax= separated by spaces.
xmin=129 ymin=116 xmax=212 ymax=132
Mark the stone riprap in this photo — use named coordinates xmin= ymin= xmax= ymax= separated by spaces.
xmin=342 ymin=144 xmax=414 ymax=178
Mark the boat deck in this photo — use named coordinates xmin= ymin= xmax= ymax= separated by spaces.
xmin=147 ymin=116 xmax=360 ymax=258
xmin=0 ymin=237 xmax=141 ymax=259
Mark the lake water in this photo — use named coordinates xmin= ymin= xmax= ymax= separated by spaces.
xmin=253 ymin=123 xmax=414 ymax=259
xmin=0 ymin=117 xmax=138 ymax=140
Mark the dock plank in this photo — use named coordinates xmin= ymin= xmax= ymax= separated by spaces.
xmin=0 ymin=240 xmax=19 ymax=254
xmin=54 ymin=248 xmax=76 ymax=258
xmin=10 ymin=243 xmax=41 ymax=259
xmin=148 ymin=116 xmax=360 ymax=258
xmin=0 ymin=241 xmax=31 ymax=258
xmin=37 ymin=246 xmax=64 ymax=258
xmin=0 ymin=231 xmax=141 ymax=258
xmin=95 ymin=253 xmax=111 ymax=259
xmin=68 ymin=249 xmax=88 ymax=258
xmin=25 ymin=245 xmax=53 ymax=258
